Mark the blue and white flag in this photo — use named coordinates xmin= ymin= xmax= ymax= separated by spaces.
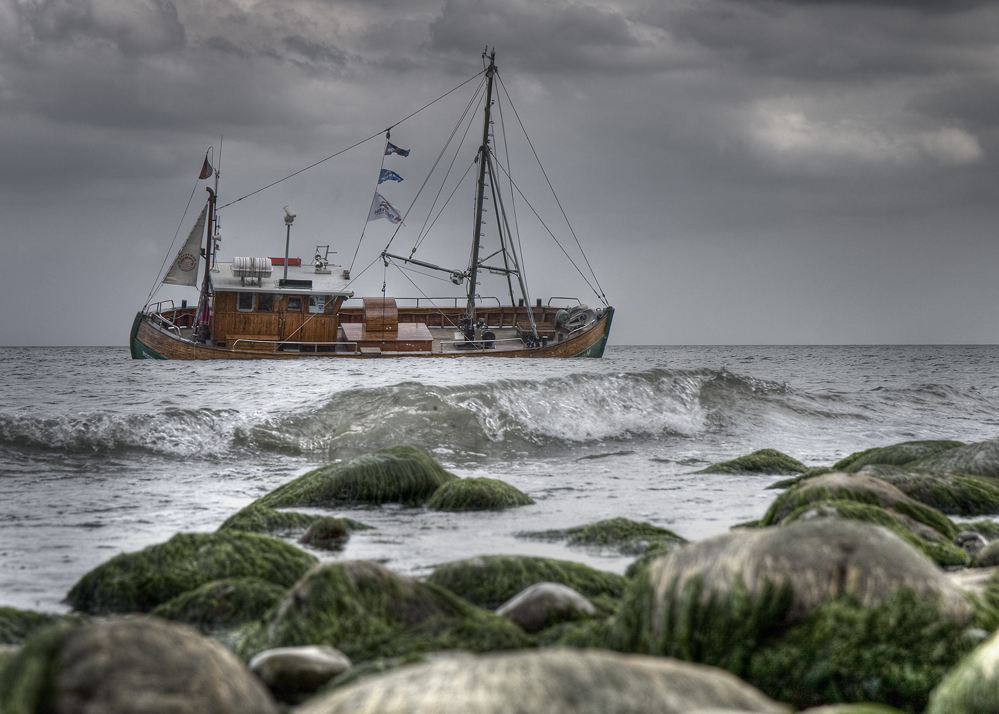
xmin=367 ymin=192 xmax=402 ymax=224
xmin=379 ymin=169 xmax=403 ymax=184
xmin=385 ymin=142 xmax=410 ymax=157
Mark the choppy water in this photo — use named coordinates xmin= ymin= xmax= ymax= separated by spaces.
xmin=3 ymin=344 xmax=999 ymax=613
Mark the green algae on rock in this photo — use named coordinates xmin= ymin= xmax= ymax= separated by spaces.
xmin=426 ymin=554 xmax=627 ymax=611
xmin=608 ymin=519 xmax=978 ymax=711
xmin=747 ymin=588 xmax=985 ymax=712
xmin=695 ymin=448 xmax=807 ymax=475
xmin=759 ymin=471 xmax=957 ymax=539
xmin=218 ymin=503 xmax=325 ymax=534
xmin=258 ymin=446 xmax=458 ymax=509
xmin=518 ymin=517 xmax=686 ymax=556
xmin=780 ymin=500 xmax=970 ymax=567
xmin=294 ymin=648 xmax=790 ymax=714
xmin=0 ymin=607 xmax=61 ymax=645
xmin=425 ymin=477 xmax=533 ymax=511
xmin=908 ymin=439 xmax=999 ymax=479
xmin=65 ymin=531 xmax=317 ymax=615
xmin=236 ymin=560 xmax=530 ymax=663
xmin=0 ymin=615 xmax=277 ymax=714
xmin=150 ymin=577 xmax=288 ymax=632
xmin=832 ymin=440 xmax=964 ymax=473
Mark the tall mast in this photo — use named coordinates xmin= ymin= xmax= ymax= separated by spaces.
xmin=466 ymin=49 xmax=496 ymax=324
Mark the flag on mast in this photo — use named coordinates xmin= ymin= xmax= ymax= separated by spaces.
xmin=367 ymin=193 xmax=402 ymax=224
xmin=379 ymin=169 xmax=403 ymax=184
xmin=199 ymin=153 xmax=213 ymax=180
xmin=163 ymin=202 xmax=208 ymax=285
xmin=385 ymin=142 xmax=410 ymax=157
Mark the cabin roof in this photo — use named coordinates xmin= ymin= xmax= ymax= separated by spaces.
xmin=212 ymin=260 xmax=354 ymax=297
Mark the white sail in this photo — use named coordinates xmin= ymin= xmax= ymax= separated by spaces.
xmin=162 ymin=202 xmax=208 ymax=286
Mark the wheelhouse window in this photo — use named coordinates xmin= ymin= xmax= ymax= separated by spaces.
xmin=308 ymin=295 xmax=326 ymax=314
xmin=236 ymin=293 xmax=255 ymax=312
xmin=257 ymin=294 xmax=275 ymax=312
xmin=287 ymin=296 xmax=303 ymax=312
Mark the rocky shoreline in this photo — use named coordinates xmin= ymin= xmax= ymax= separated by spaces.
xmin=6 ymin=439 xmax=999 ymax=712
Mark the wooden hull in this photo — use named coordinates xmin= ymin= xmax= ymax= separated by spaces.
xmin=130 ymin=308 xmax=614 ymax=360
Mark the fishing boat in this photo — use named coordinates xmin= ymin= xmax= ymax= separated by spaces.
xmin=130 ymin=51 xmax=614 ymax=360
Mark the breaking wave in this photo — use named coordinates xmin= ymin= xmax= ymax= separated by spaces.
xmin=5 ymin=366 xmax=994 ymax=463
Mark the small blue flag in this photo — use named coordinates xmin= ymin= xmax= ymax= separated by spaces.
xmin=385 ymin=142 xmax=410 ymax=157
xmin=379 ymin=169 xmax=404 ymax=184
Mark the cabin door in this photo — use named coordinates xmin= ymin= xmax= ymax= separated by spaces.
xmin=281 ymin=295 xmax=305 ymax=343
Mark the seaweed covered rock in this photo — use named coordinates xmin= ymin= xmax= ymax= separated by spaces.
xmin=908 ymin=438 xmax=999 ymax=478
xmin=426 ymin=554 xmax=627 ymax=610
xmin=972 ymin=540 xmax=999 ymax=567
xmin=249 ymin=645 xmax=352 ymax=702
xmin=150 ymin=577 xmax=288 ymax=632
xmin=832 ymin=440 xmax=964 ymax=472
xmin=853 ymin=464 xmax=999 ymax=516
xmin=696 ymin=448 xmax=807 ymax=475
xmin=925 ymin=626 xmax=999 ymax=714
xmin=0 ymin=607 xmax=60 ymax=645
xmin=65 ymin=531 xmax=317 ymax=615
xmin=218 ymin=503 xmax=325 ymax=534
xmin=781 ymin=500 xmax=970 ymax=567
xmin=236 ymin=560 xmax=529 ymax=662
xmin=425 ymin=477 xmax=534 ymax=511
xmin=299 ymin=517 xmax=372 ymax=550
xmin=495 ymin=582 xmax=596 ymax=633
xmin=258 ymin=445 xmax=458 ymax=509
xmin=295 ymin=648 xmax=789 ymax=714
xmin=759 ymin=471 xmax=956 ymax=538
xmin=0 ymin=615 xmax=277 ymax=714
xmin=609 ymin=519 xmax=979 ymax=712
xmin=518 ymin=517 xmax=686 ymax=555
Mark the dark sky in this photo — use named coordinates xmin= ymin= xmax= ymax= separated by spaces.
xmin=3 ymin=0 xmax=999 ymax=346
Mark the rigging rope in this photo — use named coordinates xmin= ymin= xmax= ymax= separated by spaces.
xmin=495 ymin=73 xmax=609 ymax=305
xmin=216 ymin=69 xmax=486 ymax=212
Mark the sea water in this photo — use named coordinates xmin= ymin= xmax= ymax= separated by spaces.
xmin=3 ymin=344 xmax=999 ymax=613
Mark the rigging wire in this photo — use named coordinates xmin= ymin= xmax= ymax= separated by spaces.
xmin=490 ymin=154 xmax=606 ymax=304
xmin=411 ymin=81 xmax=487 ymax=255
xmin=380 ymin=76 xmax=488 ymax=257
xmin=389 ymin=262 xmax=463 ymax=331
xmin=495 ymin=72 xmax=609 ymax=305
xmin=216 ymin=69 xmax=486 ymax=212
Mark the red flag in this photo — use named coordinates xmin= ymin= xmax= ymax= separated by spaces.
xmin=199 ymin=154 xmax=212 ymax=180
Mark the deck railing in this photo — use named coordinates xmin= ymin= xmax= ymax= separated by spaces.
xmin=229 ymin=339 xmax=359 ymax=354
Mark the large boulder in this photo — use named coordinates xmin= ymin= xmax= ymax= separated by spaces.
xmin=759 ymin=471 xmax=956 ymax=538
xmin=258 ymin=446 xmax=458 ymax=508
xmin=294 ymin=648 xmax=790 ymax=714
xmin=0 ymin=615 xmax=276 ymax=714
xmin=609 ymin=519 xmax=979 ymax=711
xmin=426 ymin=477 xmax=534 ymax=511
xmin=495 ymin=582 xmax=596 ymax=633
xmin=249 ymin=645 xmax=352 ymax=702
xmin=218 ymin=503 xmax=325 ymax=534
xmin=910 ymin=439 xmax=999 ymax=479
xmin=65 ymin=531 xmax=317 ymax=615
xmin=426 ymin=554 xmax=626 ymax=610
xmin=779 ymin=500 xmax=970 ymax=567
xmin=696 ymin=449 xmax=807 ymax=475
xmin=833 ymin=440 xmax=964 ymax=472
xmin=236 ymin=560 xmax=529 ymax=662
